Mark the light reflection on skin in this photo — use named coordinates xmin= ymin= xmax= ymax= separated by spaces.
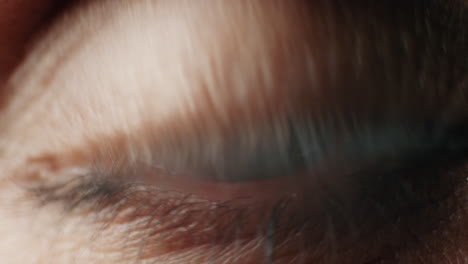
xmin=0 ymin=1 xmax=467 ymax=263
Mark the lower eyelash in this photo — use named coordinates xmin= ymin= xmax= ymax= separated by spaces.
xmin=26 ymin=157 xmax=465 ymax=263
xmin=28 ymin=175 xmax=324 ymax=261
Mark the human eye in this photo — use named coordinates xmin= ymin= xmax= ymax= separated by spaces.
xmin=0 ymin=1 xmax=467 ymax=264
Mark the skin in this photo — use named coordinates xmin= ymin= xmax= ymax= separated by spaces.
xmin=0 ymin=1 xmax=467 ymax=263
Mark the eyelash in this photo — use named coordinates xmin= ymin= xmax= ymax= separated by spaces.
xmin=26 ymin=145 xmax=466 ymax=263
xmin=30 ymin=177 xmax=304 ymax=259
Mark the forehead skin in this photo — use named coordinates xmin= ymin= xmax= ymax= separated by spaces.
xmin=0 ymin=0 xmax=466 ymax=263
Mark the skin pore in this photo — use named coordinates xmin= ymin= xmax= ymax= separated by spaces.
xmin=0 ymin=1 xmax=467 ymax=263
